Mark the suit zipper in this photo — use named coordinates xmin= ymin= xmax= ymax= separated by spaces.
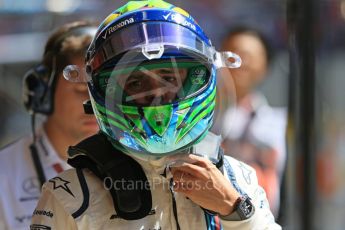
xmin=170 ymin=180 xmax=181 ymax=230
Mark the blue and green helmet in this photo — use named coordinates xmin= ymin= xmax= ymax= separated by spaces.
xmin=84 ymin=0 xmax=240 ymax=159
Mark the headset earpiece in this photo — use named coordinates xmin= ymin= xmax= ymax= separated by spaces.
xmin=23 ymin=64 xmax=54 ymax=115
xmin=23 ymin=25 xmax=97 ymax=116
xmin=83 ymin=100 xmax=94 ymax=114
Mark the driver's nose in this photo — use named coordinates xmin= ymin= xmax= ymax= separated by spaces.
xmin=142 ymin=80 xmax=176 ymax=105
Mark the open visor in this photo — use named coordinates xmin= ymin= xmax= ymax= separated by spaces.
xmin=94 ymin=55 xmax=212 ymax=106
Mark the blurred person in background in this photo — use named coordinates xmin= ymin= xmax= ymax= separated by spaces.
xmin=31 ymin=1 xmax=280 ymax=229
xmin=219 ymin=26 xmax=287 ymax=217
xmin=0 ymin=21 xmax=98 ymax=230
xmin=0 ymin=92 xmax=14 ymax=147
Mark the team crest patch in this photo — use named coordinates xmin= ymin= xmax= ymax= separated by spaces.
xmin=49 ymin=177 xmax=74 ymax=197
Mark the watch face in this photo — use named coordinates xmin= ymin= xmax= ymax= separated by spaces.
xmin=238 ymin=196 xmax=255 ymax=219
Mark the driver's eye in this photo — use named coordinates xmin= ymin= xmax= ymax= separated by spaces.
xmin=163 ymin=76 xmax=177 ymax=83
xmin=125 ymin=79 xmax=142 ymax=91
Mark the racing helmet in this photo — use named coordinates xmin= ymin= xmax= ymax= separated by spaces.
xmin=64 ymin=0 xmax=241 ymax=159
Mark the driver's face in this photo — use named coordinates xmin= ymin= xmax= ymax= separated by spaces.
xmin=117 ymin=68 xmax=188 ymax=105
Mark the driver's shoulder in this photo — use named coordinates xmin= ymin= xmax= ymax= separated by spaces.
xmin=223 ymin=156 xmax=259 ymax=196
xmin=42 ymin=168 xmax=103 ymax=217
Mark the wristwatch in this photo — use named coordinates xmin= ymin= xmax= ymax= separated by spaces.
xmin=219 ymin=195 xmax=255 ymax=221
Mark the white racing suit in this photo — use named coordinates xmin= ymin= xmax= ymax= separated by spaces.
xmin=0 ymin=128 xmax=70 ymax=230
xmin=31 ymin=133 xmax=281 ymax=230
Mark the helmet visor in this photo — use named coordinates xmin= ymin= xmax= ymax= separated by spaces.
xmin=93 ymin=56 xmax=211 ymax=106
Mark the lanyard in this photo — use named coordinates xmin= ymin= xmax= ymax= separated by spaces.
xmin=30 ymin=142 xmax=46 ymax=188
xmin=30 ymin=137 xmax=64 ymax=187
